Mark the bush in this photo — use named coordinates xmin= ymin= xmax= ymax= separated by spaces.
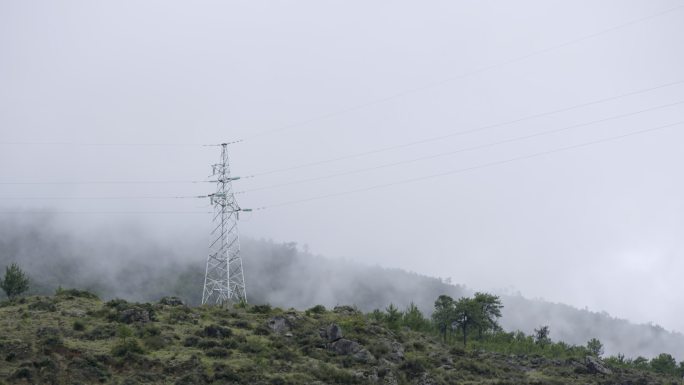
xmin=111 ymin=340 xmax=144 ymax=357
xmin=400 ymin=354 xmax=428 ymax=376
xmin=183 ymin=336 xmax=200 ymax=347
xmin=73 ymin=320 xmax=86 ymax=331
xmin=85 ymin=324 xmax=117 ymax=340
xmin=249 ymin=304 xmax=272 ymax=314
xmin=205 ymin=347 xmax=230 ymax=358
xmin=28 ymin=299 xmax=56 ymax=312
xmin=55 ymin=287 xmax=99 ymax=300
xmin=197 ymin=339 xmax=219 ymax=350
xmin=143 ymin=335 xmax=168 ymax=350
xmin=306 ymin=305 xmax=326 ymax=314
xmin=199 ymin=325 xmax=233 ymax=339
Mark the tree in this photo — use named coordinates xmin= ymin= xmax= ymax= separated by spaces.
xmin=432 ymin=295 xmax=455 ymax=342
xmin=650 ymin=353 xmax=677 ymax=375
xmin=403 ymin=302 xmax=429 ymax=331
xmin=117 ymin=324 xmax=133 ymax=344
xmin=453 ymin=297 xmax=479 ymax=347
xmin=384 ymin=303 xmax=402 ymax=330
xmin=534 ymin=326 xmax=551 ymax=348
xmin=0 ymin=263 xmax=30 ymax=301
xmin=586 ymin=338 xmax=604 ymax=357
xmin=473 ymin=292 xmax=503 ymax=338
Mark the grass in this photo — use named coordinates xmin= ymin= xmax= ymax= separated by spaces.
xmin=0 ymin=293 xmax=682 ymax=384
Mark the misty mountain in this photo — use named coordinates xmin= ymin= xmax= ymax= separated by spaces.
xmin=1 ymin=215 xmax=682 ymax=360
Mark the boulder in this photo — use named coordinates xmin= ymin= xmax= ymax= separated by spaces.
xmin=585 ymin=355 xmax=612 ymax=375
xmin=388 ymin=341 xmax=404 ymax=362
xmin=119 ymin=307 xmax=151 ymax=324
xmin=330 ymin=338 xmax=361 ymax=355
xmin=267 ymin=316 xmax=291 ymax=334
xmin=383 ymin=372 xmax=399 ymax=385
xmin=319 ymin=323 xmax=344 ymax=342
xmin=353 ymin=348 xmax=376 ymax=364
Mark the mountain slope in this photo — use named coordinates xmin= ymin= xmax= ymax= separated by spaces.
xmin=0 ymin=292 xmax=679 ymax=385
xmin=1 ymin=216 xmax=683 ymax=360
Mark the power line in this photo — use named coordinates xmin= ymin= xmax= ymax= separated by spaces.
xmin=238 ymin=100 xmax=684 ymax=194
xmin=244 ymin=4 xmax=684 ymax=139
xmin=253 ymin=120 xmax=684 ymax=211
xmin=0 ymin=180 xmax=213 ymax=185
xmin=248 ymin=78 xmax=684 ymax=177
xmin=0 ymin=211 xmax=212 ymax=214
xmin=0 ymin=139 xmax=243 ymax=147
xmin=0 ymin=195 xmax=208 ymax=200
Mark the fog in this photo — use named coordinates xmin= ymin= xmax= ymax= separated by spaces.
xmin=2 ymin=0 xmax=684 ymax=348
xmin=2 ymin=214 xmax=684 ymax=359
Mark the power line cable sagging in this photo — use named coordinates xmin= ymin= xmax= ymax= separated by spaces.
xmin=238 ymin=99 xmax=684 ymax=194
xmin=248 ymin=79 xmax=684 ymax=178
xmin=253 ymin=120 xmax=684 ymax=211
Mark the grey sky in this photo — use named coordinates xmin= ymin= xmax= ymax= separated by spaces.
xmin=1 ymin=1 xmax=683 ymax=332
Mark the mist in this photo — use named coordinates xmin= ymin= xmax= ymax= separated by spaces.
xmin=2 ymin=214 xmax=683 ymax=360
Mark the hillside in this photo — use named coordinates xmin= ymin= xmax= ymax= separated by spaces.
xmin=0 ymin=292 xmax=681 ymax=385
xmin=2 ymin=217 xmax=684 ymax=359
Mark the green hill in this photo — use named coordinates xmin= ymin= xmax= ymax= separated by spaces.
xmin=0 ymin=291 xmax=681 ymax=385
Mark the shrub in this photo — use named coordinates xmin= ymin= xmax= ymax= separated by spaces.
xmin=306 ymin=305 xmax=326 ymax=314
xmin=310 ymin=362 xmax=361 ymax=384
xmin=400 ymin=354 xmax=428 ymax=376
xmin=73 ymin=320 xmax=86 ymax=331
xmin=55 ymin=287 xmax=99 ymax=300
xmin=249 ymin=304 xmax=272 ymax=314
xmin=197 ymin=339 xmax=219 ymax=350
xmin=233 ymin=320 xmax=251 ymax=329
xmin=183 ymin=336 xmax=200 ymax=347
xmin=105 ymin=298 xmax=129 ymax=310
xmin=111 ymin=340 xmax=144 ymax=357
xmin=199 ymin=324 xmax=232 ymax=339
xmin=205 ymin=347 xmax=230 ymax=358
xmin=28 ymin=299 xmax=56 ymax=312
xmin=85 ymin=324 xmax=117 ymax=340
xmin=143 ymin=335 xmax=168 ymax=350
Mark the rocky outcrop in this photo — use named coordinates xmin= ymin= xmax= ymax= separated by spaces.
xmin=320 ymin=323 xmax=344 ymax=342
xmin=585 ymin=355 xmax=612 ymax=375
xmin=119 ymin=307 xmax=151 ymax=324
xmin=267 ymin=316 xmax=292 ymax=334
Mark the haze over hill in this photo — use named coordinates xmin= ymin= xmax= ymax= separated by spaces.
xmin=1 ymin=214 xmax=682 ymax=360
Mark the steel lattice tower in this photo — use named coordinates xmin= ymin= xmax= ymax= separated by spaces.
xmin=202 ymin=143 xmax=247 ymax=305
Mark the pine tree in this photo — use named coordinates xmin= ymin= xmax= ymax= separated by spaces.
xmin=0 ymin=263 xmax=30 ymax=301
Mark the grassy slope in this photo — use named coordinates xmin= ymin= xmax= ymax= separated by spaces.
xmin=0 ymin=292 xmax=679 ymax=385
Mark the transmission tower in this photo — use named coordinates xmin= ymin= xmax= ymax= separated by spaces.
xmin=202 ymin=143 xmax=249 ymax=305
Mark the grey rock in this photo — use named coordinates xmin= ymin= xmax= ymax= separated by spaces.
xmin=383 ymin=372 xmax=398 ymax=385
xmin=267 ymin=316 xmax=292 ymax=334
xmin=330 ymin=338 xmax=361 ymax=355
xmin=353 ymin=348 xmax=376 ymax=364
xmin=388 ymin=341 xmax=404 ymax=362
xmin=319 ymin=323 xmax=344 ymax=342
xmin=414 ymin=373 xmax=437 ymax=385
xmin=585 ymin=355 xmax=612 ymax=375
xmin=119 ymin=307 xmax=151 ymax=324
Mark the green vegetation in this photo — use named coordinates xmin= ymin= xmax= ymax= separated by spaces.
xmin=0 ymin=288 xmax=683 ymax=384
xmin=0 ymin=263 xmax=30 ymax=301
